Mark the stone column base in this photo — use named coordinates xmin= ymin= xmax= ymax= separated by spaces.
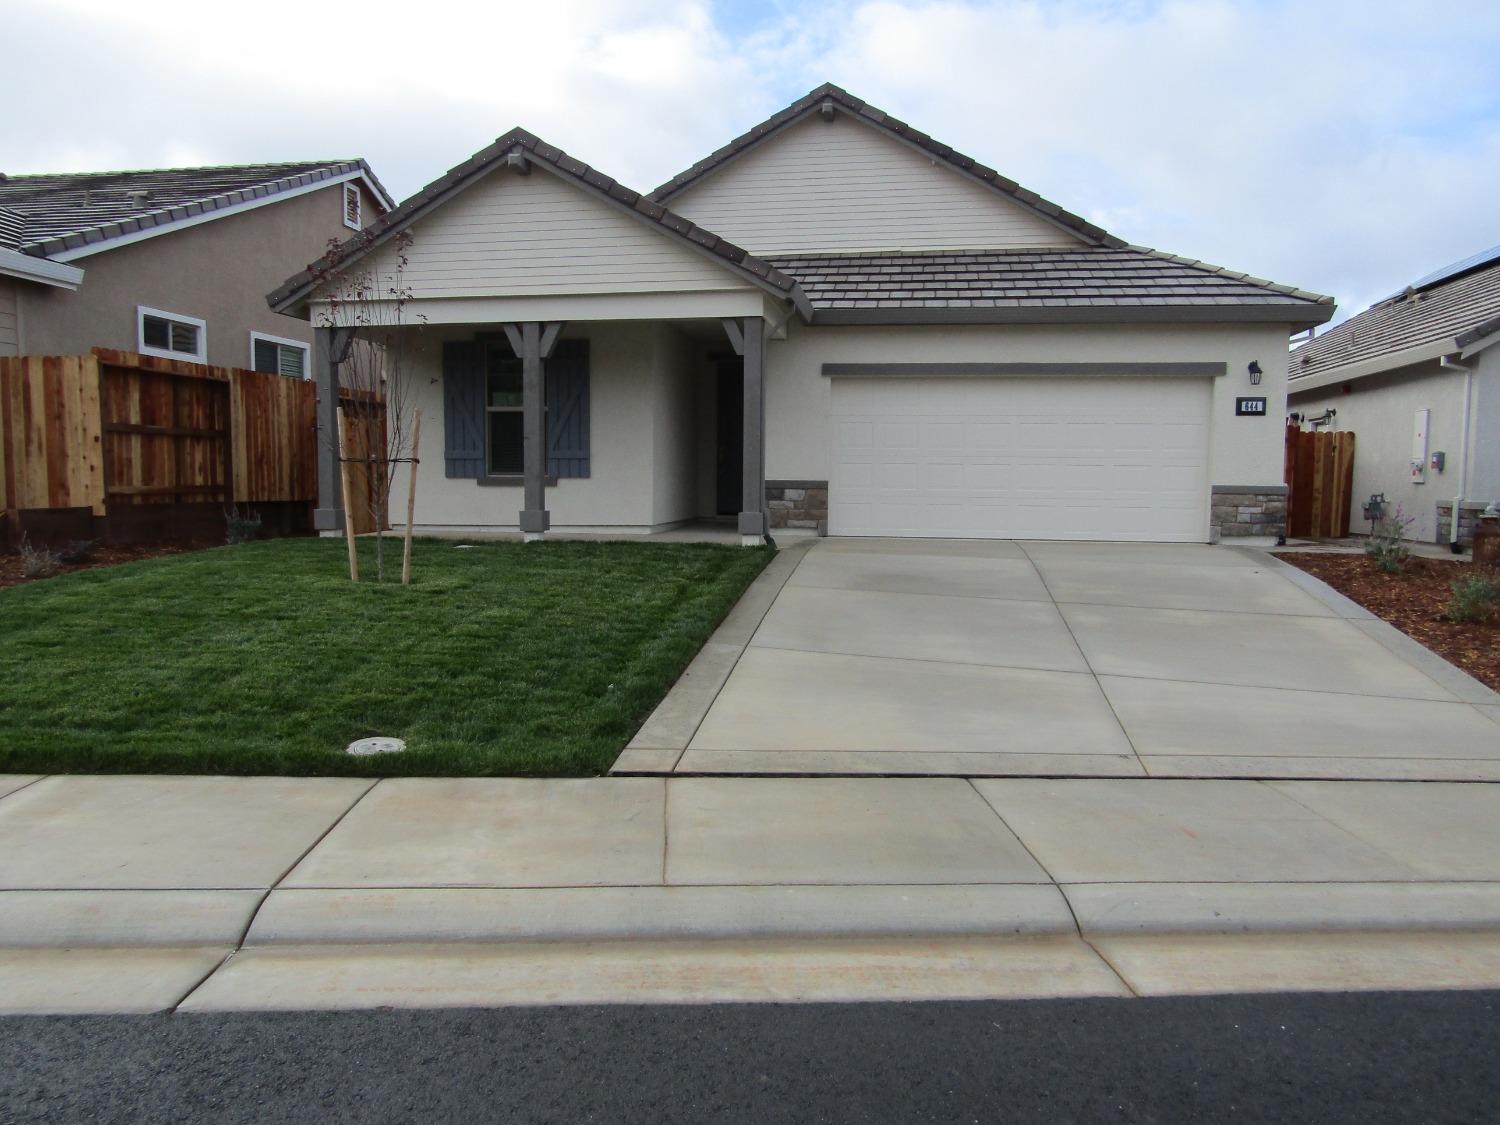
xmin=1211 ymin=484 xmax=1288 ymax=539
xmin=767 ymin=480 xmax=828 ymax=534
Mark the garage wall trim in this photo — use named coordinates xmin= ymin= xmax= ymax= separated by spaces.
xmin=820 ymin=361 xmax=1228 ymax=378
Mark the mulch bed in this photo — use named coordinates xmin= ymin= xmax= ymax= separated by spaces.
xmin=0 ymin=541 xmax=216 ymax=590
xmin=1279 ymin=552 xmax=1500 ymax=692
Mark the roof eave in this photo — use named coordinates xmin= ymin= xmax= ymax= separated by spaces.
xmin=0 ymin=246 xmax=84 ymax=290
xmin=1287 ymin=338 xmax=1458 ymax=393
xmin=811 ymin=303 xmax=1334 ymax=328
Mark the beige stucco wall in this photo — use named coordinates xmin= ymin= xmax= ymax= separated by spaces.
xmin=1289 ymin=358 xmax=1495 ymax=542
xmin=0 ymin=278 xmax=18 ymax=355
xmin=763 ymin=321 xmax=1294 ymax=488
xmin=16 ymin=181 xmax=379 ymax=367
xmin=389 ymin=321 xmax=707 ymax=532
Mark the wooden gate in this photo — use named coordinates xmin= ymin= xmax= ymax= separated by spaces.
xmin=1285 ymin=424 xmax=1356 ymax=538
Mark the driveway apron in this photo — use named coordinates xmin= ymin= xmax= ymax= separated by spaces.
xmin=648 ymin=538 xmax=1500 ymax=779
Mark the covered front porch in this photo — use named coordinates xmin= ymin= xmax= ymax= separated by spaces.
xmin=260 ymin=127 xmax=809 ymax=548
xmin=310 ymin=311 xmax=779 ymax=545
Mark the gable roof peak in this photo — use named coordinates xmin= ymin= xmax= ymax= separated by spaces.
xmin=648 ymin=83 xmax=1124 ymax=249
xmin=267 ymin=126 xmax=802 ymax=314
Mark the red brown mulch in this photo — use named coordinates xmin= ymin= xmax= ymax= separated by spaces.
xmin=0 ymin=541 xmax=217 ymax=590
xmin=1280 ymin=552 xmax=1500 ymax=692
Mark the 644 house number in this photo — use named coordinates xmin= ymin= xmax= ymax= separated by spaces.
xmin=1236 ymin=397 xmax=1267 ymax=416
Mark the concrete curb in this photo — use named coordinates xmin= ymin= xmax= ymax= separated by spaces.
xmin=1065 ymin=881 xmax=1500 ymax=935
xmin=243 ymin=884 xmax=1076 ymax=945
xmin=0 ymin=890 xmax=261 ymax=948
xmin=1259 ymin=548 xmax=1500 ymax=705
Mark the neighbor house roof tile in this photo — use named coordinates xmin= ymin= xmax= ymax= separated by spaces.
xmin=1289 ymin=250 xmax=1500 ymax=380
xmin=0 ymin=161 xmax=394 ymax=259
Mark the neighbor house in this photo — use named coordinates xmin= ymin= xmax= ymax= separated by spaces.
xmin=1288 ymin=245 xmax=1500 ymax=546
xmin=268 ymin=84 xmax=1333 ymax=545
xmin=0 ymin=161 xmax=393 ymax=373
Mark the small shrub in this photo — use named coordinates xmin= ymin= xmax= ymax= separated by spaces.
xmin=19 ymin=536 xmax=62 ymax=579
xmin=1447 ymin=572 xmax=1500 ymax=624
xmin=56 ymin=539 xmax=96 ymax=565
xmin=225 ymin=507 xmax=263 ymax=546
xmin=1365 ymin=508 xmax=1414 ymax=574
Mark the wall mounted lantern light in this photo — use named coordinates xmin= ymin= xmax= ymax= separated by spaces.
xmin=1248 ymin=361 xmax=1263 ymax=386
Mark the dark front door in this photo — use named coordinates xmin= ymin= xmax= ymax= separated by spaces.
xmin=715 ymin=358 xmax=743 ymax=516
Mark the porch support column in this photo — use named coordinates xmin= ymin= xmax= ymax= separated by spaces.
xmin=313 ymin=324 xmax=356 ymax=533
xmin=503 ymin=321 xmax=564 ymax=542
xmin=739 ymin=316 xmax=767 ymax=545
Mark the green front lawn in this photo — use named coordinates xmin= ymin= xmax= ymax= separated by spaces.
xmin=0 ymin=537 xmax=771 ymax=776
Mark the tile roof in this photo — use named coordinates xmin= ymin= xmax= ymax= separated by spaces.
xmin=268 ymin=129 xmax=802 ymax=314
xmin=650 ymin=83 xmax=1125 ymax=250
xmin=767 ymin=248 xmax=1333 ymax=324
xmin=0 ymin=161 xmax=393 ymax=259
xmin=1289 ymin=250 xmax=1500 ymax=380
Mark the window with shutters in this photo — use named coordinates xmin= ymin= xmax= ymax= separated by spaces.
xmin=249 ymin=332 xmax=311 ymax=379
xmin=342 ymin=183 xmax=362 ymax=230
xmin=137 ymin=306 xmax=206 ymax=361
xmin=484 ymin=344 xmax=543 ymax=476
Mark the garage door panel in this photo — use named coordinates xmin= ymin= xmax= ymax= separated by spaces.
xmin=829 ymin=376 xmax=1211 ymax=541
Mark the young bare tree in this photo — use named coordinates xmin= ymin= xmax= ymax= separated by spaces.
xmin=310 ymin=230 xmax=426 ymax=582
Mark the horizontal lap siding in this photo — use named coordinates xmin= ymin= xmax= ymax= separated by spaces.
xmin=669 ymin=115 xmax=1082 ymax=254
xmin=368 ymin=169 xmax=747 ymax=298
xmin=0 ymin=281 xmax=18 ymax=356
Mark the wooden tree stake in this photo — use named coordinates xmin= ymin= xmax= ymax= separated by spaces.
xmin=336 ymin=406 xmax=359 ymax=582
xmin=402 ymin=408 xmax=422 ymax=586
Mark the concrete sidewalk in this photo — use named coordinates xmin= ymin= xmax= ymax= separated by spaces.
xmin=5 ymin=773 xmax=1500 ymax=1011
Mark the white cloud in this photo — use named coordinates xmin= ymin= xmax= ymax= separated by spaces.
xmin=3 ymin=0 xmax=1499 ymax=319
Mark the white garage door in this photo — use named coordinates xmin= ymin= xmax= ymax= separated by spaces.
xmin=829 ymin=376 xmax=1212 ymax=541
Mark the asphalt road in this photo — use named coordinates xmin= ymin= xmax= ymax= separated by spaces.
xmin=4 ymin=991 xmax=1498 ymax=1123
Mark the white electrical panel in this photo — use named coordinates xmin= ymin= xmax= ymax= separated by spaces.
xmin=1411 ymin=408 xmax=1430 ymax=484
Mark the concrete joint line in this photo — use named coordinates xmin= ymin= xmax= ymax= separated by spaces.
xmin=1016 ymin=542 xmax=1147 ymax=775
xmin=0 ymin=775 xmax=49 ymax=805
xmin=170 ymin=778 xmax=381 ymax=1012
xmin=966 ymin=776 xmax=1141 ymax=996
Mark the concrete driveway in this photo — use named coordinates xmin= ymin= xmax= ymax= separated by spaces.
xmin=616 ymin=538 xmax=1500 ymax=779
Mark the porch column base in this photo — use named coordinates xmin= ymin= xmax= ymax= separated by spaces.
xmin=737 ymin=511 xmax=766 ymax=537
xmin=740 ymin=534 xmax=766 ymax=548
xmin=313 ymin=507 xmax=345 ymax=532
xmin=520 ymin=509 xmax=550 ymax=536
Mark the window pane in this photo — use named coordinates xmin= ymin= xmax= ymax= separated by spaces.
xmin=169 ymin=321 xmax=198 ymax=354
xmin=142 ymin=315 xmax=170 ymax=349
xmin=253 ymin=339 xmax=279 ymax=373
xmin=487 ymin=371 xmax=522 ymax=408
xmin=488 ymin=411 xmax=523 ymax=475
xmin=278 ymin=345 xmax=306 ymax=379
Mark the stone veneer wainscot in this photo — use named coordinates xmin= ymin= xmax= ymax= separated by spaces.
xmin=766 ymin=480 xmax=828 ymax=533
xmin=1212 ymin=484 xmax=1288 ymax=539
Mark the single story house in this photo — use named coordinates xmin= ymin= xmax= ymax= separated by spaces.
xmin=0 ymin=161 xmax=392 ymax=372
xmin=269 ymin=84 xmax=1333 ymax=545
xmin=1288 ymin=245 xmax=1500 ymax=546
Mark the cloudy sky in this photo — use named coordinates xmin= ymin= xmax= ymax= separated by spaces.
xmin=5 ymin=0 xmax=1499 ymax=320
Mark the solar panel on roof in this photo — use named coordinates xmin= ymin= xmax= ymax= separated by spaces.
xmin=1387 ymin=244 xmax=1500 ymax=299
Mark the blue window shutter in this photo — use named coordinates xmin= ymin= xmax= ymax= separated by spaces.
xmin=545 ymin=339 xmax=590 ymax=479
xmin=443 ymin=341 xmax=484 ymax=478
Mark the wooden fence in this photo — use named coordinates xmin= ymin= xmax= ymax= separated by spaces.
xmin=1 ymin=349 xmax=385 ymax=545
xmin=1284 ymin=424 xmax=1356 ymax=539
